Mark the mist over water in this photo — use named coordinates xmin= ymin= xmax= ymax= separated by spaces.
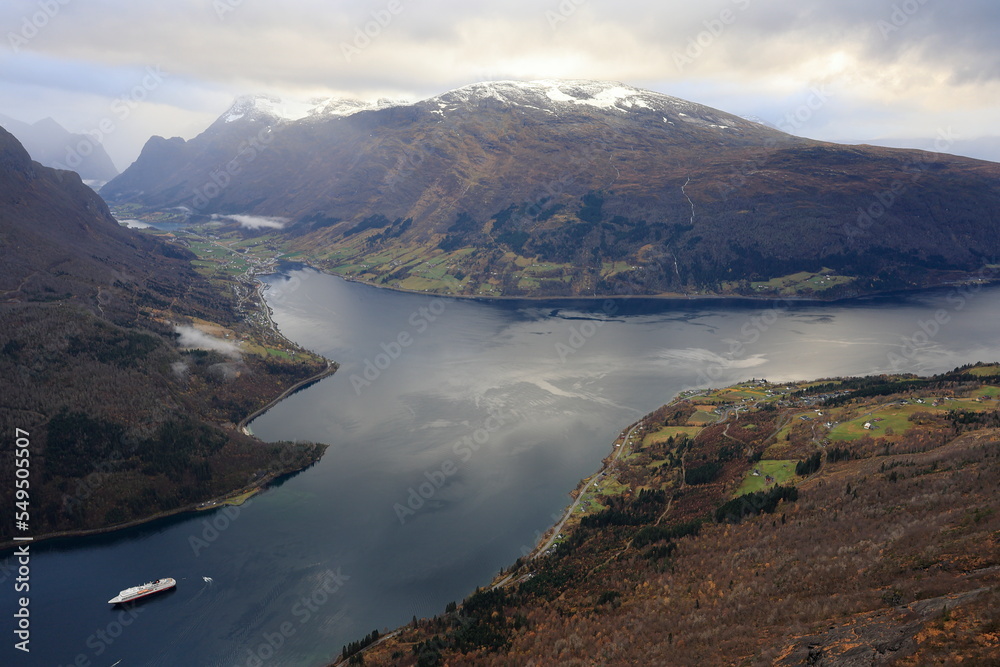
xmin=6 ymin=267 xmax=1000 ymax=667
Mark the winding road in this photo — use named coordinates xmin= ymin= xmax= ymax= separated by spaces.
xmin=532 ymin=421 xmax=644 ymax=558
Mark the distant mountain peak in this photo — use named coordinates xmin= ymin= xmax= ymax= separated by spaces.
xmin=222 ymin=94 xmax=298 ymax=123
xmin=220 ymin=93 xmax=408 ymax=125
xmin=32 ymin=116 xmax=65 ymax=133
xmin=309 ymin=96 xmax=408 ymax=118
xmin=423 ymin=79 xmax=741 ymax=125
xmin=0 ymin=112 xmax=118 ymax=182
xmin=219 ymin=79 xmax=727 ymax=128
xmin=432 ymin=79 xmax=634 ymax=106
xmin=218 ymin=79 xmax=733 ymax=128
xmin=106 ymin=78 xmax=794 ymax=218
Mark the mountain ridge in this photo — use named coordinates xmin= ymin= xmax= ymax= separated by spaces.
xmin=0 ymin=113 xmax=119 ymax=184
xmin=103 ymin=79 xmax=1000 ymax=298
xmin=342 ymin=366 xmax=1000 ymax=666
xmin=0 ymin=126 xmax=329 ymax=544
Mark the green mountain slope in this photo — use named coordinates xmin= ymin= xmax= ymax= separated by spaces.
xmin=103 ymin=81 xmax=1000 ymax=297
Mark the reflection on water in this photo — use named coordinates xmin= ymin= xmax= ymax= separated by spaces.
xmin=6 ymin=269 xmax=1000 ymax=667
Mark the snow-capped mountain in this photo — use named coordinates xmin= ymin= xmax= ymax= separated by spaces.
xmin=219 ymin=94 xmax=295 ymax=124
xmin=426 ymin=79 xmax=737 ymax=123
xmin=308 ymin=96 xmax=408 ymax=118
xmin=430 ymin=79 xmax=684 ymax=111
xmin=217 ymin=93 xmax=409 ymax=125
xmin=102 ymin=79 xmax=1000 ymax=297
xmin=104 ymin=77 xmax=788 ymax=216
xmin=213 ymin=80 xmax=762 ymax=131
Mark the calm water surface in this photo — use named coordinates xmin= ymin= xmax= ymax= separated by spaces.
xmin=5 ymin=270 xmax=1000 ymax=666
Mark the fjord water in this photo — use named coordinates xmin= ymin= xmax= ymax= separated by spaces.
xmin=6 ymin=268 xmax=1000 ymax=667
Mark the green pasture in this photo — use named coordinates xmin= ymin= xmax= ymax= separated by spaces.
xmin=751 ymin=269 xmax=855 ymax=294
xmin=688 ymin=410 xmax=718 ymax=425
xmin=643 ymin=426 xmax=703 ymax=448
xmin=735 ymin=460 xmax=796 ymax=496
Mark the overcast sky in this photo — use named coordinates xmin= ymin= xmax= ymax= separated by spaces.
xmin=2 ymin=0 xmax=999 ymax=170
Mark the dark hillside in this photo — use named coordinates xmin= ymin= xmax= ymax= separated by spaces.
xmin=348 ymin=367 xmax=1000 ymax=665
xmin=0 ymin=127 xmax=329 ymax=545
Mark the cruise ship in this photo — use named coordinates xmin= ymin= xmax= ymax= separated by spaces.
xmin=108 ymin=578 xmax=176 ymax=604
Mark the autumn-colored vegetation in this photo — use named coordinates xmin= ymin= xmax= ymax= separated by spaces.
xmin=0 ymin=128 xmax=332 ymax=546
xmin=344 ymin=364 xmax=1000 ymax=666
xmin=103 ymin=85 xmax=1000 ymax=299
xmin=0 ymin=296 xmax=331 ymax=546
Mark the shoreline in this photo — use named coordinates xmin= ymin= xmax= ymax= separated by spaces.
xmin=239 ymin=269 xmax=340 ymax=431
xmin=522 ymin=419 xmax=646 ymax=563
xmin=292 ymin=260 xmax=1000 ymax=307
xmin=238 ymin=359 xmax=339 ymax=432
xmin=502 ymin=359 xmax=1000 ymax=573
xmin=0 ymin=268 xmax=339 ymax=554
xmin=143 ymin=219 xmax=1000 ymax=309
xmin=0 ymin=458 xmax=323 ymax=553
xmin=342 ymin=365 xmax=1000 ymax=665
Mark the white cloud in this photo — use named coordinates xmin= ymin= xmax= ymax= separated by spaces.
xmin=175 ymin=325 xmax=242 ymax=358
xmin=211 ymin=214 xmax=288 ymax=229
xmin=118 ymin=218 xmax=152 ymax=228
xmin=1 ymin=0 xmax=999 ymax=163
xmin=208 ymin=361 xmax=244 ymax=381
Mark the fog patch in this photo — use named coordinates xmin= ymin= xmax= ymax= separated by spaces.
xmin=208 ymin=361 xmax=247 ymax=381
xmin=211 ymin=214 xmax=288 ymax=229
xmin=175 ymin=325 xmax=242 ymax=358
xmin=118 ymin=218 xmax=152 ymax=229
xmin=171 ymin=360 xmax=190 ymax=379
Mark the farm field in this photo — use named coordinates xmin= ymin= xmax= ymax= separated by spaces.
xmin=735 ymin=459 xmax=796 ymax=496
xmin=749 ymin=268 xmax=856 ymax=294
xmin=642 ymin=426 xmax=703 ymax=448
xmin=828 ymin=395 xmax=998 ymax=441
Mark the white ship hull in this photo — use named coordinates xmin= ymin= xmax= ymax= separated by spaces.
xmin=108 ymin=578 xmax=176 ymax=604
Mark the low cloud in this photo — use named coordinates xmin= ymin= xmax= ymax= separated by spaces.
xmin=118 ymin=218 xmax=152 ymax=228
xmin=175 ymin=325 xmax=242 ymax=358
xmin=4 ymin=1 xmax=999 ymax=166
xmin=211 ymin=214 xmax=288 ymax=229
xmin=208 ymin=361 xmax=245 ymax=381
